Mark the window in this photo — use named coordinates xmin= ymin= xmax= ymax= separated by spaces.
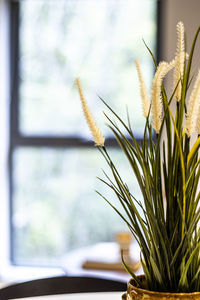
xmin=10 ymin=0 xmax=158 ymax=267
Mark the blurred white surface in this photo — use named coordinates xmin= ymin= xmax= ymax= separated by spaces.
xmin=62 ymin=242 xmax=142 ymax=282
xmin=11 ymin=292 xmax=123 ymax=300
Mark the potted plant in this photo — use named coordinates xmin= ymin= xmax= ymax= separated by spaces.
xmin=76 ymin=22 xmax=200 ymax=299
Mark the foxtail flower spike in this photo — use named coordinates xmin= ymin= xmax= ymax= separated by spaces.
xmin=196 ymin=104 xmax=200 ymax=135
xmin=151 ymin=59 xmax=176 ymax=133
xmin=186 ymin=69 xmax=200 ymax=137
xmin=173 ymin=21 xmax=185 ymax=102
xmin=135 ymin=59 xmax=150 ymax=118
xmin=75 ymin=78 xmax=105 ymax=146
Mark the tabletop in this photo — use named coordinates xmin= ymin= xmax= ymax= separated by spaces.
xmin=11 ymin=292 xmax=124 ymax=300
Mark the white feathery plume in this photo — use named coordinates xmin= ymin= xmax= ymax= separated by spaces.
xmin=151 ymin=59 xmax=176 ymax=133
xmin=173 ymin=21 xmax=185 ymax=102
xmin=196 ymin=104 xmax=200 ymax=135
xmin=75 ymin=78 xmax=105 ymax=146
xmin=185 ymin=69 xmax=200 ymax=137
xmin=135 ymin=59 xmax=150 ymax=118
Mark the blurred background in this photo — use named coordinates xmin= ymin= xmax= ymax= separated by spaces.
xmin=0 ymin=0 xmax=200 ymax=283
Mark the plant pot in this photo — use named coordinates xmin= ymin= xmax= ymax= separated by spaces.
xmin=122 ymin=276 xmax=200 ymax=299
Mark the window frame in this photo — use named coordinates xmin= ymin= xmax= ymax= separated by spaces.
xmin=9 ymin=0 xmax=161 ymax=266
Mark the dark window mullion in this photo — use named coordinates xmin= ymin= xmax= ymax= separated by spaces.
xmin=9 ymin=0 xmax=20 ymax=264
xmin=10 ymin=135 xmax=139 ymax=148
xmin=10 ymin=0 xmax=20 ymax=137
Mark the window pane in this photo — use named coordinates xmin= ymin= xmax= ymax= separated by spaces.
xmin=12 ymin=147 xmax=141 ymax=266
xmin=19 ymin=0 xmax=156 ymax=137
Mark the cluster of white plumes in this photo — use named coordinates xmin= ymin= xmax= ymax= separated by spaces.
xmin=76 ymin=21 xmax=200 ymax=144
xmin=136 ymin=21 xmax=200 ymax=137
